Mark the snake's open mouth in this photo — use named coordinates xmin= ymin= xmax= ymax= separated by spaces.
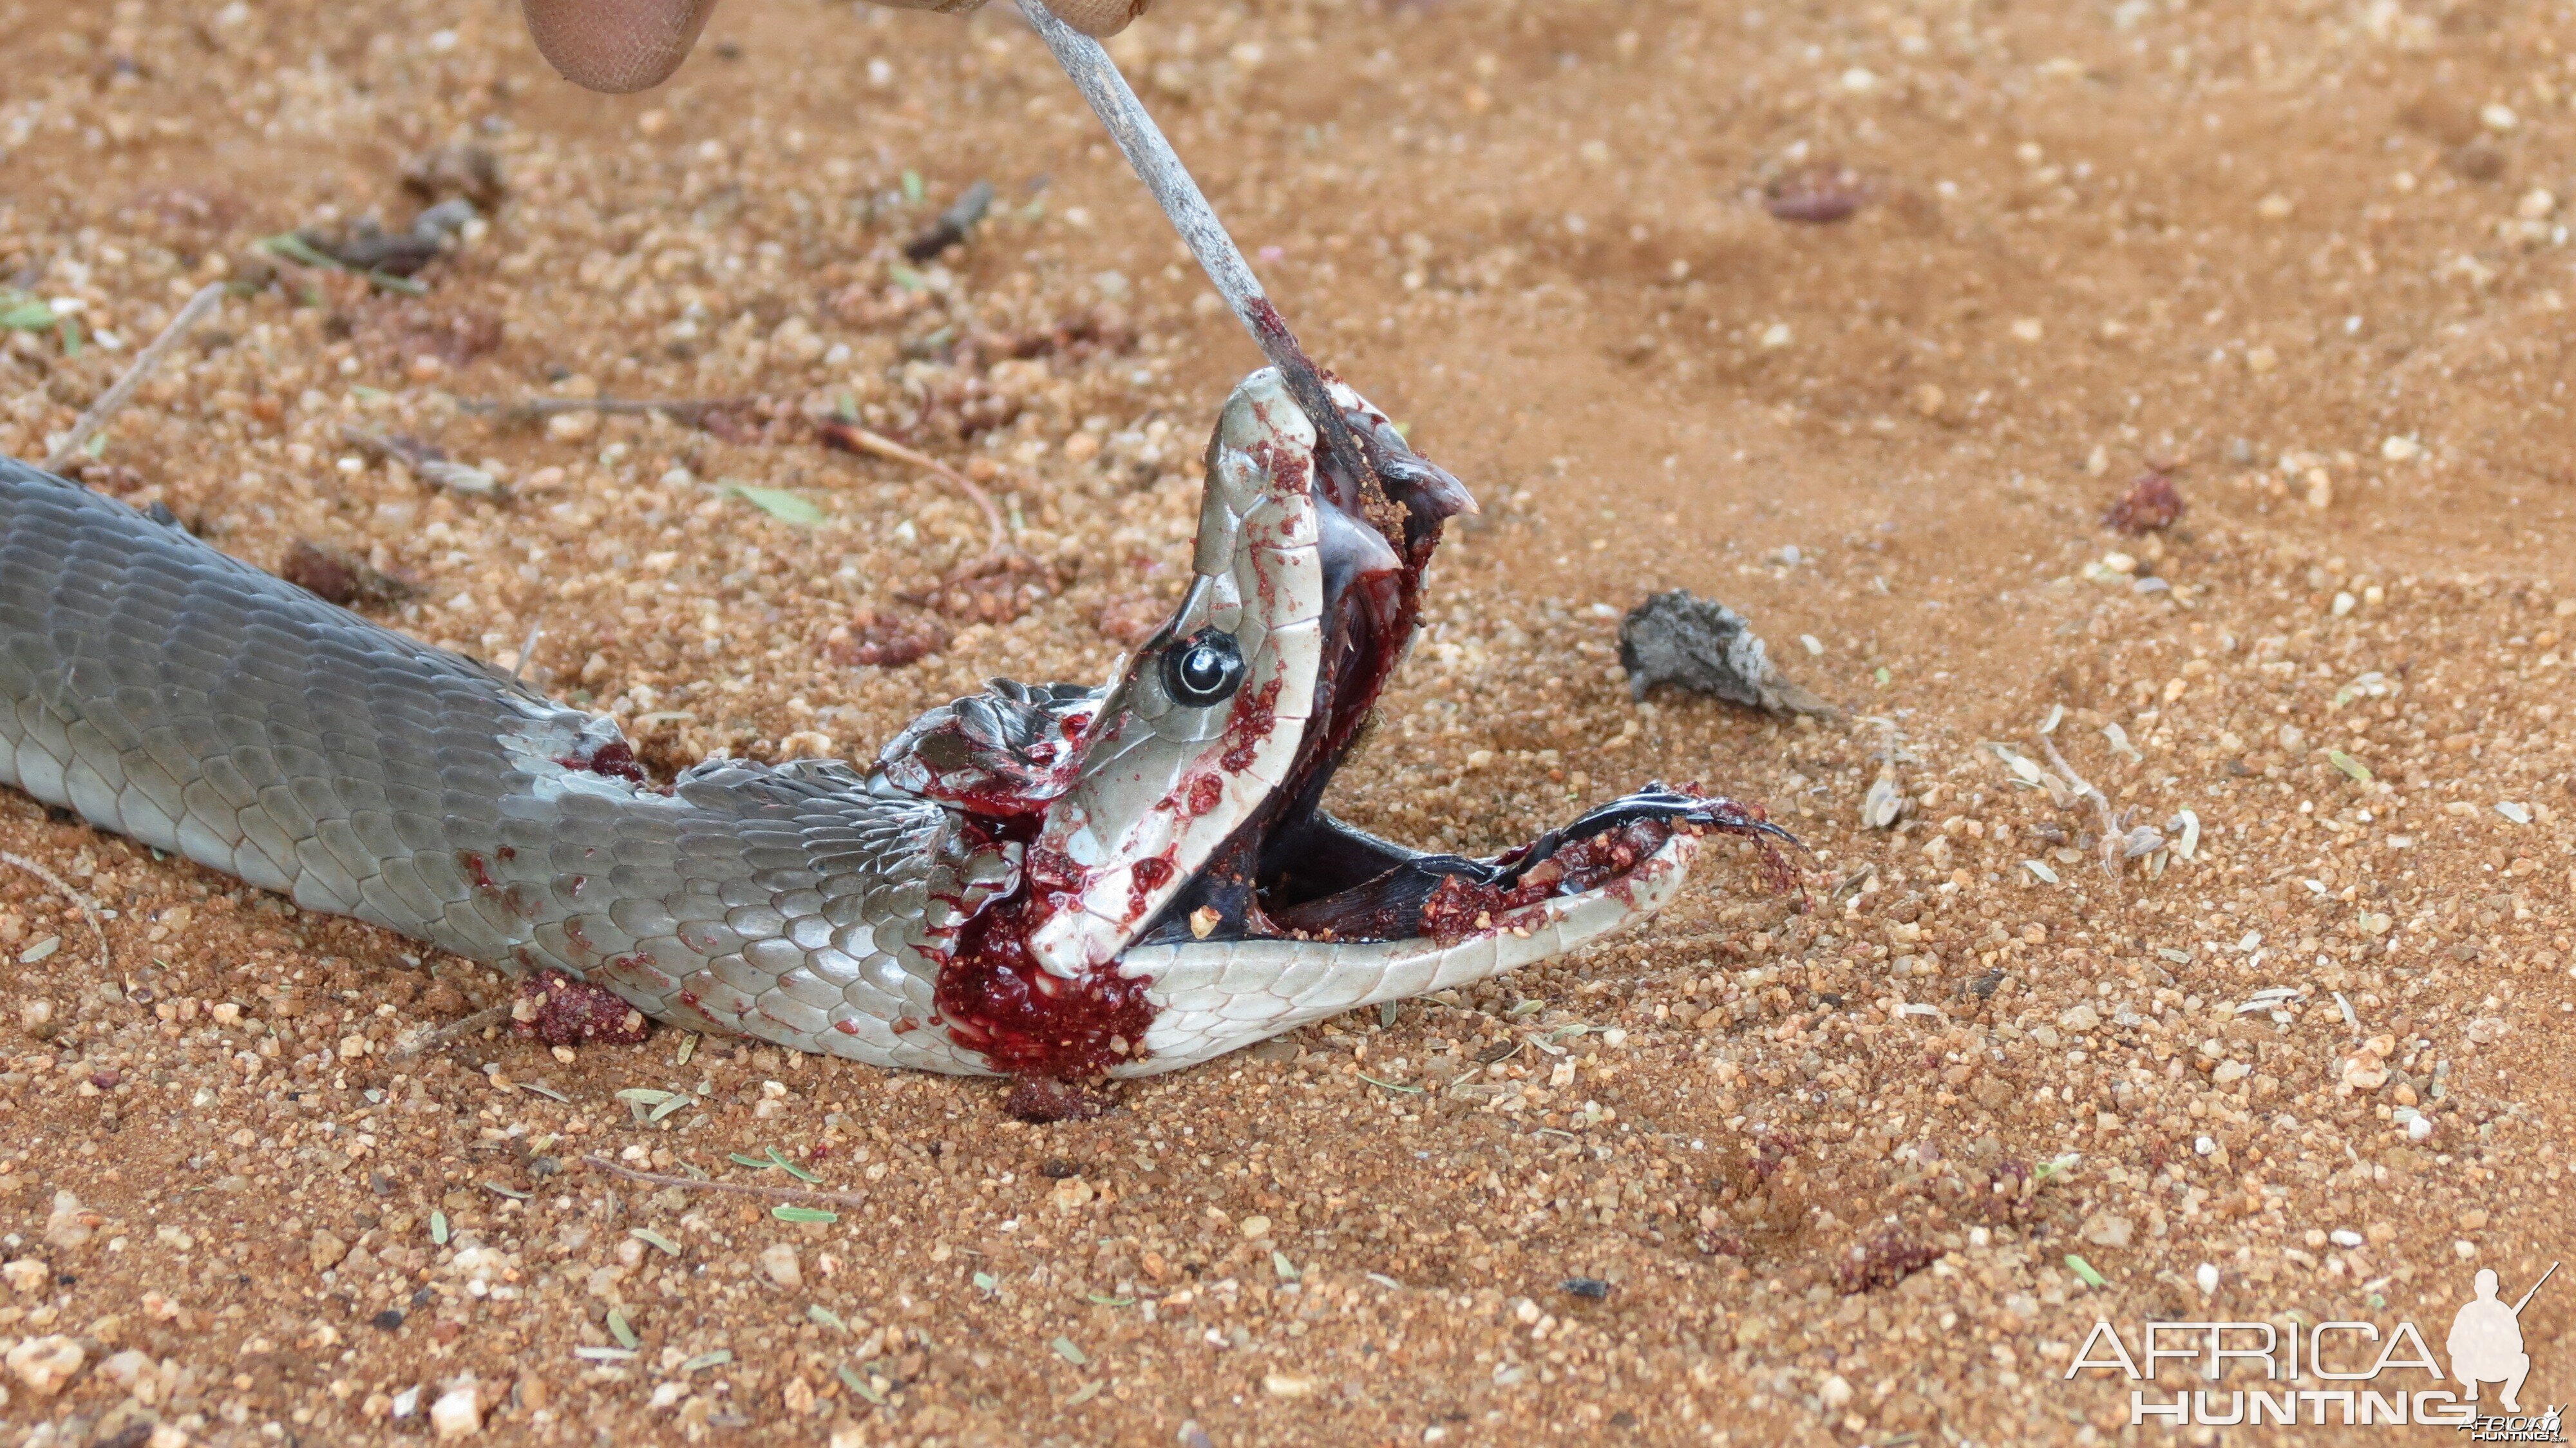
xmin=917 ymin=373 xmax=1792 ymax=1080
xmin=1131 ymin=415 xmax=1767 ymax=955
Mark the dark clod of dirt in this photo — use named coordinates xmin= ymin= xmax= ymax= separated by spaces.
xmin=279 ymin=540 xmax=417 ymax=610
xmin=401 ymin=144 xmax=506 ymax=209
xmin=1002 ymin=1078 xmax=1115 ymax=1123
xmin=2101 ymin=472 xmax=2186 ymax=535
xmin=1763 ymin=164 xmax=1868 ymax=224
xmin=301 ymin=198 xmax=477 ymax=277
xmin=830 ymin=608 xmax=950 ymax=668
xmin=1037 ymin=1158 xmax=1081 ymax=1179
xmin=904 ymin=179 xmax=997 ymax=263
xmin=1618 ymin=591 xmax=1834 ymax=716
xmin=1562 ymin=1277 xmax=1613 ymax=1300
xmin=510 ymin=968 xmax=650 ymax=1047
xmin=1835 ymin=1230 xmax=1940 ymax=1293
xmin=371 ymin=1308 xmax=405 ymax=1331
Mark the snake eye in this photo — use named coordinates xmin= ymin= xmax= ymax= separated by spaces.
xmin=1162 ymin=629 xmax=1245 ymax=707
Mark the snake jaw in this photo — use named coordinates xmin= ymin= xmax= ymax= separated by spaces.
xmin=896 ymin=369 xmax=1794 ymax=1078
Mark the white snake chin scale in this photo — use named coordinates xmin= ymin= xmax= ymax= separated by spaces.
xmin=0 ymin=370 xmax=1716 ymax=1078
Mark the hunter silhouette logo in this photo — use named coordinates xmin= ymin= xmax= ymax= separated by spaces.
xmin=2451 ymin=1264 xmax=2554 ymax=1413
xmin=2065 ymin=1262 xmax=2563 ymax=1434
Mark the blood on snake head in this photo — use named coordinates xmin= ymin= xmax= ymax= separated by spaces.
xmin=887 ymin=367 xmax=1791 ymax=1078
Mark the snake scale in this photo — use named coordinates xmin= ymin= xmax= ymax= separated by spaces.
xmin=0 ymin=368 xmax=1786 ymax=1078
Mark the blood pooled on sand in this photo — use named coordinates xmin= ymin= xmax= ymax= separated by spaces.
xmin=2101 ymin=472 xmax=2186 ymax=534
xmin=512 ymin=967 xmax=650 ymax=1046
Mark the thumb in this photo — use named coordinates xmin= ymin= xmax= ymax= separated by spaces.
xmin=520 ymin=0 xmax=720 ymax=94
xmin=1040 ymin=0 xmax=1153 ymax=37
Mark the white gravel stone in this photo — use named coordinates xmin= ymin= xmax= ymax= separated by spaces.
xmin=5 ymin=1335 xmax=85 ymax=1396
xmin=430 ymin=1380 xmax=482 ymax=1438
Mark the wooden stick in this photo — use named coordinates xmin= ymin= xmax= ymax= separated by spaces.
xmin=1012 ymin=0 xmax=1376 ymax=500
xmin=43 ymin=283 xmax=225 ymax=473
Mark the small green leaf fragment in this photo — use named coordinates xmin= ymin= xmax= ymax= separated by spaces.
xmin=1050 ymin=1335 xmax=1089 ymax=1367
xmin=728 ymin=1152 xmax=772 ymax=1169
xmin=902 ymin=169 xmax=925 ymax=204
xmin=681 ymin=1349 xmax=732 ymax=1373
xmin=772 ymin=1205 xmax=838 ymax=1224
xmin=1874 ymin=667 xmax=1893 ymax=686
xmin=484 ymin=1180 xmax=531 ymax=1200
xmin=972 ymin=1271 xmax=999 ymax=1293
xmin=838 ymin=1364 xmax=882 ymax=1403
xmin=768 ymin=1147 xmax=821 ymax=1183
xmin=607 ymin=1308 xmax=639 ymax=1349
xmin=1066 ymin=1378 xmax=1104 ymax=1405
xmin=260 ymin=233 xmax=343 ymax=269
xmin=2327 ymin=750 xmax=2372 ymax=783
xmin=808 ymin=1304 xmax=848 ymax=1332
xmin=648 ymin=1094 xmax=696 ymax=1123
xmin=1357 ymin=1073 xmax=1423 ymax=1094
xmin=2067 ymin=1253 xmax=2108 ymax=1289
xmin=887 ymin=263 xmax=928 ymax=292
xmin=629 ymin=1228 xmax=681 ymax=1257
xmin=727 ymin=484 xmax=827 ymax=526
xmin=1084 ymin=1292 xmax=1135 ymax=1307
xmin=1272 ymin=1250 xmax=1300 ymax=1282
xmin=0 ymin=302 xmax=56 ymax=330
xmin=430 ymin=1210 xmax=450 ymax=1245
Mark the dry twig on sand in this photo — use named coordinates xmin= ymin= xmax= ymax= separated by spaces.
xmin=0 ymin=850 xmax=111 ymax=972
xmin=583 ymin=1154 xmax=872 ymax=1209
xmin=388 ymin=1003 xmax=513 ymax=1061
xmin=457 ymin=395 xmax=748 ymax=428
xmin=815 ymin=419 xmax=1010 ymax=560
xmin=42 ymin=283 xmax=225 ymax=473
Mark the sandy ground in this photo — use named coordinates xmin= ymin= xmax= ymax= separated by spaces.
xmin=1 ymin=0 xmax=2573 ymax=1443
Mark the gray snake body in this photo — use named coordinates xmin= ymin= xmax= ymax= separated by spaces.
xmin=0 ymin=372 xmax=1770 ymax=1077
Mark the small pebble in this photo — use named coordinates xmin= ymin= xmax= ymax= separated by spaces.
xmin=4 ymin=1335 xmax=85 ymax=1396
xmin=430 ymin=1380 xmax=482 ymax=1438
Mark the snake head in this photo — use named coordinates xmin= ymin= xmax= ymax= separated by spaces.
xmin=905 ymin=367 xmax=1789 ymax=1078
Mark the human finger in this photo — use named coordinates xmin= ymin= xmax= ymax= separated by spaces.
xmin=519 ymin=0 xmax=721 ymax=94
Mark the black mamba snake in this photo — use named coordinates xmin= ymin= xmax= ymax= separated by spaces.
xmin=0 ymin=368 xmax=1788 ymax=1077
